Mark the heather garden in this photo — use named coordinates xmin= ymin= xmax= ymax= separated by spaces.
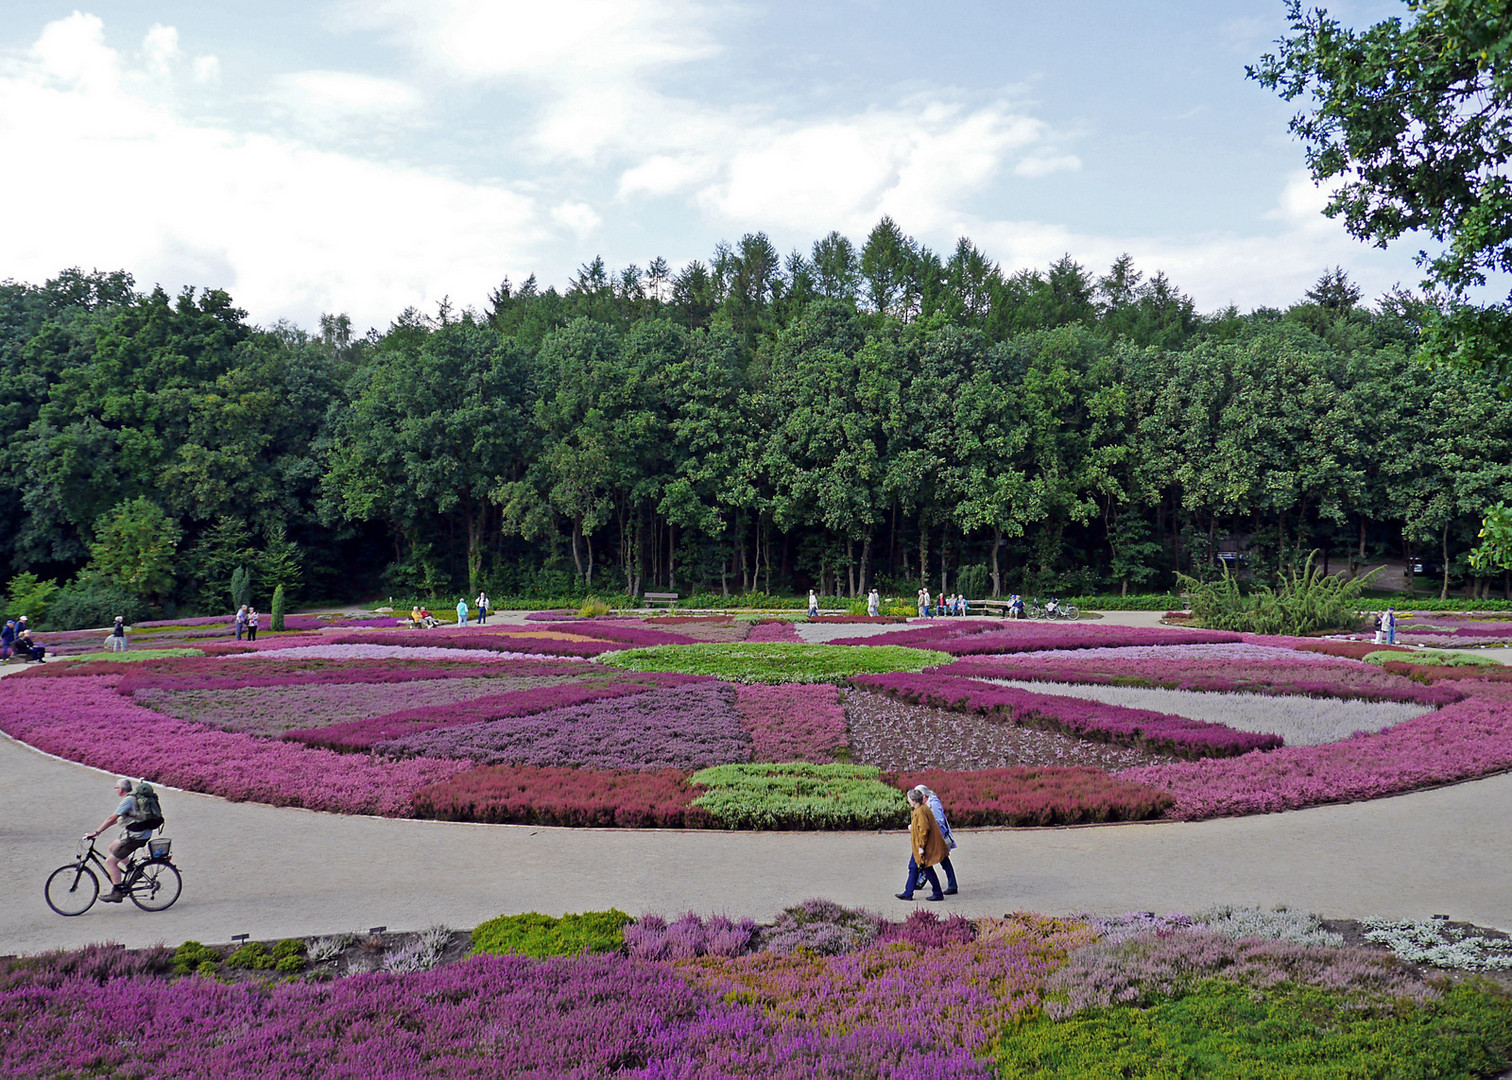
xmin=4 ymin=899 xmax=1511 ymax=1077
xmin=6 ymin=606 xmax=1512 ymax=830
xmin=9 ymin=606 xmax=1512 ymax=1074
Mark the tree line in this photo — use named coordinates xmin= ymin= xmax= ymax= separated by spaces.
xmin=2 ymin=221 xmax=1508 ymax=625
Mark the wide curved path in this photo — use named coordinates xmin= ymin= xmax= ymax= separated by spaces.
xmin=5 ymin=727 xmax=1509 ymax=953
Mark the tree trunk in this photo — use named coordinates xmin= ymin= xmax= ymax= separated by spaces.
xmin=668 ymin=522 xmax=676 ymax=592
xmin=1441 ymin=522 xmax=1450 ymax=601
xmin=918 ymin=524 xmax=929 ymax=587
xmin=738 ymin=512 xmax=749 ymax=592
xmin=584 ymin=525 xmax=594 ymax=590
xmin=846 ymin=537 xmax=856 ymax=597
xmin=990 ymin=526 xmax=1002 ymax=597
xmin=860 ymin=528 xmax=873 ymax=595
xmin=570 ymin=520 xmax=584 ymax=586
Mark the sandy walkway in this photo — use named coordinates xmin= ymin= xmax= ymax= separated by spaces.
xmin=5 ymin=728 xmax=1509 ymax=954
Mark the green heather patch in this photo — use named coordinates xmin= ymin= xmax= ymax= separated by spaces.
xmin=690 ymin=762 xmax=906 ymax=829
xmin=1365 ymin=649 xmax=1499 ymax=668
xmin=998 ymin=979 xmax=1512 ymax=1080
xmin=601 ymin=642 xmax=948 ymax=684
xmin=55 ymin=648 xmax=204 ymax=664
xmin=470 ymin=910 xmax=631 ymax=958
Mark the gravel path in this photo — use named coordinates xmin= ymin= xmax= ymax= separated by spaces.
xmin=984 ymin=680 xmax=1432 ymax=747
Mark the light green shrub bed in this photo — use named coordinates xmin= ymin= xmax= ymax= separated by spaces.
xmin=600 ymin=642 xmax=948 ymax=684
xmin=690 ymin=762 xmax=906 ymax=829
xmin=470 ymin=909 xmax=631 ymax=958
xmin=999 ymin=979 xmax=1512 ymax=1080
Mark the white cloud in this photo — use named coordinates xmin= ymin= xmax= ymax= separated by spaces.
xmin=141 ymin=24 xmax=180 ymax=78
xmin=966 ymin=171 xmax=1422 ymax=312
xmin=191 ymin=54 xmax=220 ymax=84
xmin=552 ymin=201 xmax=602 ymax=236
xmin=0 ymin=15 xmax=544 ymax=329
xmin=343 ymin=0 xmax=718 ymax=84
xmin=680 ymin=98 xmax=1063 ymax=237
xmin=265 ymin=70 xmax=424 ymax=138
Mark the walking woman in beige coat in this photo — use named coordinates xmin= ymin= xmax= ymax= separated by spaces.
xmin=896 ymin=787 xmax=948 ymax=901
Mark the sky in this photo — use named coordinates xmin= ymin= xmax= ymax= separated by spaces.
xmin=0 ymin=0 xmax=1430 ymax=332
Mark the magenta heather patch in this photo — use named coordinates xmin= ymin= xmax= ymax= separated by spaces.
xmin=380 ymin=682 xmax=752 ymax=771
xmin=110 ymin=656 xmax=581 ymax=695
xmin=0 ymin=675 xmax=467 ymax=815
xmin=850 ymin=673 xmax=1280 ymax=759
xmin=936 ymin=654 xmax=1456 ymax=707
xmin=735 ymin=682 xmax=848 ymax=762
xmin=286 ymin=676 xmax=703 ymax=752
xmin=0 ymin=949 xmax=1000 ymax=1080
xmin=1123 ymin=682 xmax=1512 ymax=819
xmin=747 ymin=619 xmax=804 ymax=643
xmin=829 ymin=622 xmax=1241 ymax=654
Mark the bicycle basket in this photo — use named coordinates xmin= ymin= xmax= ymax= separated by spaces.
xmin=147 ymin=838 xmax=172 ymax=858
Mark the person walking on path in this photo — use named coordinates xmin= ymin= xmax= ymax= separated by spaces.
xmin=808 ymin=590 xmax=819 ymax=617
xmin=896 ymin=788 xmax=947 ymax=902
xmin=867 ymin=588 xmax=880 ymax=617
xmin=475 ymin=592 xmax=490 ymax=625
xmin=108 ymin=616 xmax=128 ymax=652
xmin=913 ymin=785 xmax=959 ymax=895
xmin=246 ymin=608 xmax=259 ymax=642
xmin=1 ymin=619 xmax=15 ymax=661
xmin=456 ymin=598 xmax=469 ymax=626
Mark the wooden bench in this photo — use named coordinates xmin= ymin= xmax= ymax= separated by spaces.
xmin=972 ymin=599 xmax=1017 ymax=618
xmin=643 ymin=592 xmax=679 ymax=608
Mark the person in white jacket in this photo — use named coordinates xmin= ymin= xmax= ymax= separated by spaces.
xmin=912 ymin=785 xmax=958 ymax=894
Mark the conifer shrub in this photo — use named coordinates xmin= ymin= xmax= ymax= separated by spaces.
xmin=470 ymin=910 xmax=632 ymax=958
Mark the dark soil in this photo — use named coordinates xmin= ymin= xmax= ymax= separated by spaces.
xmin=842 ymin=687 xmax=1175 ymax=772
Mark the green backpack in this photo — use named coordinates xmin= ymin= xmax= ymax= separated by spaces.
xmin=129 ymin=782 xmax=165 ymax=832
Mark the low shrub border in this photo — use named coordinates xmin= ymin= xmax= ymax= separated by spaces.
xmin=412 ymin=764 xmax=708 ymax=827
xmin=894 ymin=767 xmax=1173 ymax=825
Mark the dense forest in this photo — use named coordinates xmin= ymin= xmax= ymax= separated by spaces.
xmin=2 ymin=217 xmax=1509 ymax=624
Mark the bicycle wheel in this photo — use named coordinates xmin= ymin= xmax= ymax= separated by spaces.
xmin=129 ymin=860 xmax=182 ymax=912
xmin=45 ymin=863 xmax=99 ymax=916
xmin=1062 ymin=606 xmax=1080 ymax=620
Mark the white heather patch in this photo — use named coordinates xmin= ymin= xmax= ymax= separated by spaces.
xmin=986 ymin=680 xmax=1431 ymax=747
xmin=1194 ymin=905 xmax=1344 ymax=947
xmin=1360 ymin=919 xmax=1512 ymax=970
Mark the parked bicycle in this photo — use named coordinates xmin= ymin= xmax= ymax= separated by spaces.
xmin=1026 ymin=597 xmax=1080 ymax=620
xmin=45 ymin=835 xmax=181 ymax=916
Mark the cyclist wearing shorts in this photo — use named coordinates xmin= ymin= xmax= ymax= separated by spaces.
xmin=86 ymin=777 xmax=155 ymax=902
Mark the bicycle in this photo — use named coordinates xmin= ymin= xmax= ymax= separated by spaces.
xmin=45 ymin=835 xmax=182 ymax=916
xmin=1027 ymin=599 xmax=1080 ymax=621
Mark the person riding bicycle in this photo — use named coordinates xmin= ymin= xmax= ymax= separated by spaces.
xmin=86 ymin=777 xmax=158 ymax=903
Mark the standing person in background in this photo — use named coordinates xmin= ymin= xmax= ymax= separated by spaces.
xmin=867 ymin=588 xmax=880 ymax=617
xmin=475 ymin=591 xmax=489 ymax=624
xmin=895 ymin=788 xmax=947 ymax=902
xmin=108 ymin=616 xmax=128 ymax=652
xmin=1 ymin=619 xmax=15 ymax=661
xmin=246 ymin=607 xmax=259 ymax=641
xmin=1384 ymin=606 xmax=1397 ymax=645
xmin=456 ymin=597 xmax=469 ymax=626
xmin=234 ymin=605 xmax=248 ymax=640
xmin=912 ymin=785 xmax=959 ymax=895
